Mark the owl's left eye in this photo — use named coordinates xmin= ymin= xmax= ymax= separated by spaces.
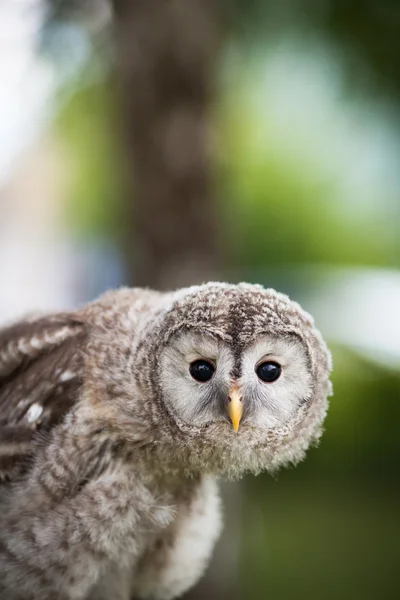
xmin=256 ymin=361 xmax=281 ymax=383
xmin=189 ymin=360 xmax=215 ymax=383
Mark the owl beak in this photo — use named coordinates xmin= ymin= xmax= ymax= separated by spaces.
xmin=227 ymin=384 xmax=243 ymax=432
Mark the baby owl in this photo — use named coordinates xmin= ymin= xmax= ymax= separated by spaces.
xmin=0 ymin=282 xmax=332 ymax=600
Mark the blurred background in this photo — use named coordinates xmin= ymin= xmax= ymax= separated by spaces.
xmin=1 ymin=0 xmax=399 ymax=598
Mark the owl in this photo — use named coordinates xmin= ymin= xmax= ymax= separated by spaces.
xmin=0 ymin=282 xmax=332 ymax=600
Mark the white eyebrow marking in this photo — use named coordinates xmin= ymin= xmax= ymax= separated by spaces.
xmin=184 ymin=352 xmax=217 ymax=363
xmin=26 ymin=403 xmax=43 ymax=423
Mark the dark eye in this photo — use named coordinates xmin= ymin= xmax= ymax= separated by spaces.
xmin=189 ymin=360 xmax=215 ymax=383
xmin=256 ymin=361 xmax=281 ymax=383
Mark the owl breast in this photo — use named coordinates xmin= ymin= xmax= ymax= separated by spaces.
xmin=133 ymin=476 xmax=222 ymax=600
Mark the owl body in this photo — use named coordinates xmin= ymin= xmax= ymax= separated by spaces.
xmin=0 ymin=283 xmax=332 ymax=600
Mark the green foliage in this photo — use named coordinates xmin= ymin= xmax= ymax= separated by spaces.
xmin=239 ymin=477 xmax=399 ymax=600
xmin=217 ymin=68 xmax=396 ymax=269
xmin=55 ymin=76 xmax=123 ymax=240
xmin=309 ymin=345 xmax=400 ymax=476
xmin=228 ymin=0 xmax=400 ymax=101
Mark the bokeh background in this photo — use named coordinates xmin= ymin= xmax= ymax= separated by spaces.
xmin=1 ymin=1 xmax=399 ymax=599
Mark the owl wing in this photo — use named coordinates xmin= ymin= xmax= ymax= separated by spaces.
xmin=0 ymin=313 xmax=86 ymax=484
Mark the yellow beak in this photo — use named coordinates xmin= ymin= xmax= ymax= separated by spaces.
xmin=227 ymin=385 xmax=243 ymax=432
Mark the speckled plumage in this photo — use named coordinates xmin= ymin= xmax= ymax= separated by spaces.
xmin=0 ymin=282 xmax=332 ymax=600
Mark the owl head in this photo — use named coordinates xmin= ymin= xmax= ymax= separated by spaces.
xmin=127 ymin=282 xmax=332 ymax=480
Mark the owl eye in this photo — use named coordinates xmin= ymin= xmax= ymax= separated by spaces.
xmin=256 ymin=361 xmax=281 ymax=383
xmin=189 ymin=360 xmax=215 ymax=383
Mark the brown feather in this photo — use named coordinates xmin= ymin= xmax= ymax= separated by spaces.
xmin=0 ymin=315 xmax=86 ymax=486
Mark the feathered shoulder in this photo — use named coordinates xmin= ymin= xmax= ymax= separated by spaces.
xmin=0 ymin=313 xmax=87 ymax=484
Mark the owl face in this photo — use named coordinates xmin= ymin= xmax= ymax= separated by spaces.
xmin=133 ymin=282 xmax=331 ymax=477
xmin=159 ymin=330 xmax=312 ymax=433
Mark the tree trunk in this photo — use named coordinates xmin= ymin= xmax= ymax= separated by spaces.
xmin=111 ymin=0 xmax=222 ymax=290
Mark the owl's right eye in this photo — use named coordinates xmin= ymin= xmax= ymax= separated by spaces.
xmin=189 ymin=360 xmax=215 ymax=383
